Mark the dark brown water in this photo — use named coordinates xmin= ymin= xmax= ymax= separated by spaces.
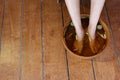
xmin=64 ymin=17 xmax=107 ymax=57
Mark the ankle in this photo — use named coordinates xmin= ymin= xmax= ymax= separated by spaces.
xmin=76 ymin=29 xmax=84 ymax=41
xmin=88 ymin=26 xmax=96 ymax=40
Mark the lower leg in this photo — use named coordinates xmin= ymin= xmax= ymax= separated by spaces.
xmin=88 ymin=0 xmax=105 ymax=39
xmin=65 ymin=0 xmax=84 ymax=41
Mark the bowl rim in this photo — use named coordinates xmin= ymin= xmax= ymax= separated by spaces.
xmin=62 ymin=14 xmax=110 ymax=59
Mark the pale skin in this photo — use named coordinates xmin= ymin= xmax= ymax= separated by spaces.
xmin=65 ymin=0 xmax=105 ymax=41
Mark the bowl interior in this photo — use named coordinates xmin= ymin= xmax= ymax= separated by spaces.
xmin=64 ymin=16 xmax=108 ymax=57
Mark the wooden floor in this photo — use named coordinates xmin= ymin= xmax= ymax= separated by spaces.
xmin=0 ymin=0 xmax=120 ymax=80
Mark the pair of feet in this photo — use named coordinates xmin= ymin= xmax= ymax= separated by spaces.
xmin=73 ymin=27 xmax=97 ymax=54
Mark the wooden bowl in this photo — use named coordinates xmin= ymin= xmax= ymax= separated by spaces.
xmin=62 ymin=14 xmax=110 ymax=59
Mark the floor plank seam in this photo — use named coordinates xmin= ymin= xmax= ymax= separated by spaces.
xmin=60 ymin=1 xmax=70 ymax=80
xmin=60 ymin=0 xmax=64 ymax=27
xmin=40 ymin=0 xmax=45 ymax=80
xmin=91 ymin=59 xmax=97 ymax=80
xmin=0 ymin=0 xmax=6 ymax=54
xmin=104 ymin=3 xmax=120 ymax=68
xmin=19 ymin=0 xmax=24 ymax=80
xmin=65 ymin=51 xmax=70 ymax=80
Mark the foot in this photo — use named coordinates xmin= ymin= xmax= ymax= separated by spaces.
xmin=73 ymin=35 xmax=84 ymax=54
xmin=88 ymin=27 xmax=97 ymax=53
xmin=75 ymin=28 xmax=84 ymax=41
xmin=73 ymin=30 xmax=84 ymax=54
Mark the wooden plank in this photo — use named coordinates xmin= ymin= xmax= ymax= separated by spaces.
xmin=42 ymin=0 xmax=68 ymax=80
xmin=82 ymin=0 xmax=120 ymax=80
xmin=0 ymin=0 xmax=21 ymax=80
xmin=93 ymin=5 xmax=120 ymax=80
xmin=106 ymin=0 xmax=120 ymax=58
xmin=62 ymin=1 xmax=94 ymax=80
xmin=0 ymin=0 xmax=4 ymax=32
xmin=21 ymin=0 xmax=42 ymax=80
